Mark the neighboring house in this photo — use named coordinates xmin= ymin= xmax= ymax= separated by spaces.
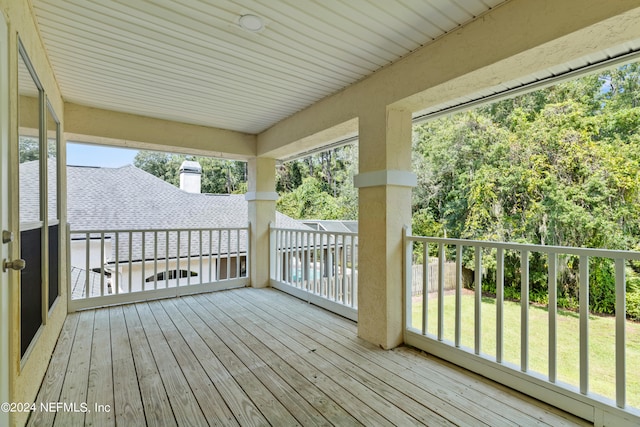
xmin=62 ymin=161 xmax=306 ymax=298
xmin=303 ymin=220 xmax=358 ymax=234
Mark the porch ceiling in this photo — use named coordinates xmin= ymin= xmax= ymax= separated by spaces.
xmin=30 ymin=0 xmax=507 ymax=135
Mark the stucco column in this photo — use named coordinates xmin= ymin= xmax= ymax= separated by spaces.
xmin=354 ymin=107 xmax=415 ymax=349
xmin=246 ymin=157 xmax=277 ymax=288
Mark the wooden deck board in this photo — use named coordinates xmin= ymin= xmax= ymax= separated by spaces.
xmin=53 ymin=310 xmax=94 ymax=427
xmin=120 ymin=304 xmax=175 ymax=427
xmin=30 ymin=288 xmax=591 ymax=426
xmin=146 ymin=300 xmax=239 ymax=427
xmin=85 ymin=308 xmax=115 ymax=427
xmin=244 ymin=288 xmax=590 ymax=427
xmin=240 ymin=289 xmax=536 ymax=426
xmin=28 ymin=313 xmax=80 ymax=427
xmin=134 ymin=303 xmax=208 ymax=426
xmin=186 ymin=295 xmax=330 ymax=426
xmin=178 ymin=295 xmax=300 ymax=426
xmin=212 ymin=291 xmax=438 ymax=427
xmin=193 ymin=294 xmax=361 ymax=426
xmin=161 ymin=298 xmax=267 ymax=426
xmin=110 ymin=306 xmax=146 ymax=426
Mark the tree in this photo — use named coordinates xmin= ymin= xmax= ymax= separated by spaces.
xmin=133 ymin=151 xmax=247 ymax=194
xmin=411 ymin=64 xmax=640 ymax=316
xmin=275 ymin=145 xmax=358 ymax=220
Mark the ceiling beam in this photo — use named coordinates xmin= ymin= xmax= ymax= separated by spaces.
xmin=64 ymin=102 xmax=256 ymax=160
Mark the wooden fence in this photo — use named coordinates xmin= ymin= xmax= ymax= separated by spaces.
xmin=411 ymin=261 xmax=456 ymax=296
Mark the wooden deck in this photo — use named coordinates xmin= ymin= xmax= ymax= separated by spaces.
xmin=28 ymin=288 xmax=591 ymax=426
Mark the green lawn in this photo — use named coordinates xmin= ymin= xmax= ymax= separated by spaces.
xmin=410 ymin=293 xmax=640 ymax=409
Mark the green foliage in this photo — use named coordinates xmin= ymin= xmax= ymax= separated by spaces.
xmin=627 ymin=292 xmax=640 ymax=321
xmin=275 ymin=145 xmax=358 ymax=220
xmin=412 ymin=64 xmax=640 ymax=318
xmin=133 ymin=151 xmax=246 ymax=194
xmin=277 ymin=177 xmax=344 ymax=220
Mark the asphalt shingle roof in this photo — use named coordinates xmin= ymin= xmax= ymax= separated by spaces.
xmin=22 ymin=162 xmax=308 ymax=262
xmin=67 ymin=164 xmax=302 ymax=231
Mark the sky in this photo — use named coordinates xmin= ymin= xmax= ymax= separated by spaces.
xmin=66 ymin=142 xmax=138 ymax=167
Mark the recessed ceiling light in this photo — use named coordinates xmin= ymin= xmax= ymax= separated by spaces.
xmin=238 ymin=14 xmax=264 ymax=33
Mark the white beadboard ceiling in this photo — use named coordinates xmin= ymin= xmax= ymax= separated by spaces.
xmin=30 ymin=0 xmax=508 ymax=134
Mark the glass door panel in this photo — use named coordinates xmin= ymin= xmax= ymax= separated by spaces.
xmin=18 ymin=42 xmax=43 ymax=358
xmin=46 ymin=101 xmax=59 ymax=310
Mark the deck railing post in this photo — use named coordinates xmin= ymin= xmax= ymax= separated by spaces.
xmin=269 ymin=222 xmax=275 ymax=282
xmin=615 ymin=258 xmax=626 ymax=408
xmin=521 ymin=249 xmax=529 ymax=372
xmin=403 ymin=226 xmax=412 ymax=332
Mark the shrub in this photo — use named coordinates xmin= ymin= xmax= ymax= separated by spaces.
xmin=627 ymin=292 xmax=640 ymax=321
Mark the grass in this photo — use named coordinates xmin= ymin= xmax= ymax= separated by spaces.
xmin=410 ymin=292 xmax=640 ymax=409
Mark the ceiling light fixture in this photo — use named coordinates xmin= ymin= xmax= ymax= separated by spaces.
xmin=238 ymin=14 xmax=265 ymax=33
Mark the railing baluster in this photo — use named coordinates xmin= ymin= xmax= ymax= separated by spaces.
xmin=521 ymin=249 xmax=529 ymax=372
xmin=141 ymin=231 xmax=146 ymax=290
xmin=280 ymin=230 xmax=285 ymax=283
xmin=208 ymin=230 xmax=213 ymax=282
xmin=320 ymin=232 xmax=325 ymax=297
xmin=226 ymin=229 xmax=231 ymax=281
xmin=438 ymin=243 xmax=445 ymax=341
xmin=236 ymin=228 xmax=241 ymax=279
xmin=199 ymin=230 xmax=203 ymax=284
xmin=475 ymin=246 xmax=482 ymax=355
xmin=100 ymin=232 xmax=105 ymax=296
xmin=350 ymin=235 xmax=356 ymax=307
xmin=308 ymin=231 xmax=313 ymax=292
xmin=176 ymin=230 xmax=181 ymax=287
xmin=548 ymin=252 xmax=557 ymax=383
xmin=187 ymin=230 xmax=192 ymax=285
xmin=423 ymin=243 xmax=428 ymax=335
xmin=128 ymin=231 xmax=132 ymax=293
xmin=312 ymin=232 xmax=317 ymax=293
xmin=283 ymin=230 xmax=289 ymax=283
xmin=165 ymin=230 xmax=169 ymax=288
xmin=615 ymin=258 xmax=626 ymax=408
xmin=154 ymin=231 xmax=158 ymax=290
xmin=245 ymin=226 xmax=250 ymax=279
xmin=342 ymin=235 xmax=347 ymax=304
xmin=216 ymin=230 xmax=221 ymax=281
xmin=282 ymin=229 xmax=287 ymax=283
xmin=85 ymin=232 xmax=90 ymax=299
xmin=275 ymin=229 xmax=281 ymax=282
xmin=294 ymin=231 xmax=299 ymax=287
xmin=299 ymin=231 xmax=304 ymax=289
xmin=332 ymin=233 xmax=338 ymax=300
xmin=114 ymin=232 xmax=119 ymax=295
xmin=455 ymin=245 xmax=463 ymax=348
xmin=579 ymin=255 xmax=589 ymax=394
xmin=496 ymin=247 xmax=504 ymax=362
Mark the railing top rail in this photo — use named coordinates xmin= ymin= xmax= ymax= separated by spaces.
xmin=70 ymin=226 xmax=249 ymax=234
xmin=270 ymin=225 xmax=357 ymax=237
xmin=406 ymin=233 xmax=640 ymax=260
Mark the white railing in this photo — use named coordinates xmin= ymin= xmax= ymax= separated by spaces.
xmin=68 ymin=226 xmax=250 ymax=311
xmin=403 ymin=227 xmax=640 ymax=425
xmin=270 ymin=224 xmax=357 ymax=321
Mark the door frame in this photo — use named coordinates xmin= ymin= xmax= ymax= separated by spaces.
xmin=0 ymin=10 xmax=12 ymax=427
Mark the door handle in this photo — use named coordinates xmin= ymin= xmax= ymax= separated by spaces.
xmin=3 ymin=259 xmax=26 ymax=272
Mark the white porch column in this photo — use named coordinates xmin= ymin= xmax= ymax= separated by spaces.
xmin=355 ymin=107 xmax=415 ymax=349
xmin=246 ymin=157 xmax=277 ymax=288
